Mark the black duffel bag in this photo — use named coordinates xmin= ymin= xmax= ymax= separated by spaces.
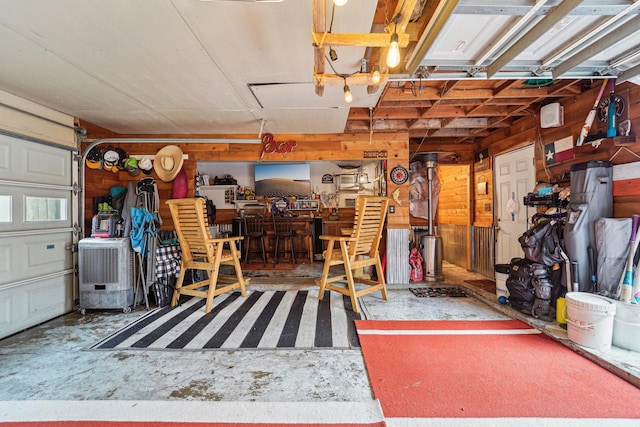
xmin=505 ymin=257 xmax=536 ymax=315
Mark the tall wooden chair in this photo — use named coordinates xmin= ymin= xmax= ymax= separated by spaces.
xmin=243 ymin=214 xmax=267 ymax=266
xmin=316 ymin=196 xmax=390 ymax=313
xmin=166 ymin=198 xmax=248 ymax=313
xmin=272 ymin=212 xmax=296 ymax=265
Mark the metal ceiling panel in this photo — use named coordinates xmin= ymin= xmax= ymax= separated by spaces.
xmin=424 ymin=14 xmax=511 ymax=62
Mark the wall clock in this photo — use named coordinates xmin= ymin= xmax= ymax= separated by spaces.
xmin=390 ymin=165 xmax=408 ymax=185
xmin=596 ymin=94 xmax=625 ymax=123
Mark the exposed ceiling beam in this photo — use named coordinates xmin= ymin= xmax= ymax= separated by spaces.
xmin=312 ymin=0 xmax=417 ymax=94
xmin=314 ymin=72 xmax=389 ymax=86
xmin=552 ymin=17 xmax=640 ymax=78
xmin=375 ymin=0 xmax=420 ymax=76
xmin=311 ymin=32 xmax=410 ymax=48
xmin=406 ymin=0 xmax=460 ymax=74
xmin=313 ymin=0 xmax=326 ymax=97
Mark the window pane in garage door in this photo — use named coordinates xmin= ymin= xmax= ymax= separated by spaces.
xmin=0 ymin=195 xmax=10 ymax=221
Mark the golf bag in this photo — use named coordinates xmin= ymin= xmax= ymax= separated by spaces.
xmin=564 ymin=161 xmax=613 ymax=292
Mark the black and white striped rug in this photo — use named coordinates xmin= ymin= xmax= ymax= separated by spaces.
xmin=90 ymin=290 xmax=362 ymax=351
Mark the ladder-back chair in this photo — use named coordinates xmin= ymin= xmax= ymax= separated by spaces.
xmin=243 ymin=214 xmax=267 ymax=266
xmin=272 ymin=212 xmax=296 ymax=265
xmin=166 ymin=198 xmax=248 ymax=313
xmin=316 ymin=196 xmax=390 ymax=313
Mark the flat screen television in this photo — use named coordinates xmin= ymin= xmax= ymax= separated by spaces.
xmin=254 ymin=163 xmax=311 ymax=198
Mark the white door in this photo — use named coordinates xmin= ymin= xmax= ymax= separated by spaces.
xmin=494 ymin=145 xmax=535 ymax=265
xmin=0 ymin=134 xmax=79 ymax=339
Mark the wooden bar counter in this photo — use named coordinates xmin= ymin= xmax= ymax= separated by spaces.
xmin=232 ymin=215 xmax=320 ymax=263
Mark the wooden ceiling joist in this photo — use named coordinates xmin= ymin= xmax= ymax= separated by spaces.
xmin=312 ymin=0 xmax=419 ymax=93
xmin=311 ymin=32 xmax=410 ymax=48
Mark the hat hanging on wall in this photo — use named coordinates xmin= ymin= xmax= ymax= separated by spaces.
xmin=85 ymin=146 xmax=103 ymax=170
xmin=115 ymin=147 xmax=128 ymax=171
xmin=123 ymin=157 xmax=140 ymax=177
xmin=102 ymin=146 xmax=120 ymax=173
xmin=138 ymin=157 xmax=153 ymax=175
xmin=154 ymin=145 xmax=184 ymax=182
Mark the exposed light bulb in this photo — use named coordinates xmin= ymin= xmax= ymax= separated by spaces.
xmin=329 ymin=47 xmax=338 ymax=62
xmin=333 ymin=0 xmax=349 ymax=6
xmin=371 ymin=65 xmax=381 ymax=85
xmin=387 ymin=32 xmax=400 ymax=68
xmin=343 ymin=84 xmax=353 ymax=103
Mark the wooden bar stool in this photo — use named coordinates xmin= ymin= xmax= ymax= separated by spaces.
xmin=272 ymin=212 xmax=296 ymax=265
xmin=243 ymin=214 xmax=267 ymax=266
xmin=294 ymin=219 xmax=314 ymax=263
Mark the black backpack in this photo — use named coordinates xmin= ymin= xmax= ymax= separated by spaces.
xmin=506 ymin=257 xmax=535 ymax=315
xmin=518 ymin=218 xmax=565 ymax=266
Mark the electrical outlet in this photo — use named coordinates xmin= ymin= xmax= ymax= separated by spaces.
xmin=389 ymin=205 xmax=395 ymax=214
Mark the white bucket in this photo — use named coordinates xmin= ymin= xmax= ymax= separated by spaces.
xmin=566 ymin=292 xmax=616 ymax=350
xmin=495 ymin=272 xmax=509 ymax=300
xmin=613 ymin=302 xmax=640 ymax=352
xmin=494 ymin=264 xmax=510 ymax=302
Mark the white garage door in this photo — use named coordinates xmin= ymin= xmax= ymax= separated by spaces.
xmin=0 ymin=133 xmax=78 ymax=339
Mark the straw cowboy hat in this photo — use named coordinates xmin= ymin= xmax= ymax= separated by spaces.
xmin=154 ymin=145 xmax=184 ymax=182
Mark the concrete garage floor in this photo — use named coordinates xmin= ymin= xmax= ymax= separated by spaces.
xmin=0 ymin=262 xmax=638 ymax=420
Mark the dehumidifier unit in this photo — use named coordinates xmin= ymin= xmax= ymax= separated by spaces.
xmin=78 ymin=237 xmax=135 ymax=313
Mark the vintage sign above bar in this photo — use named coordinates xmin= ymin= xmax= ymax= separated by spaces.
xmin=322 ymin=174 xmax=334 ymax=184
xmin=260 ymin=133 xmax=297 ymax=159
xmin=364 ymin=150 xmax=388 ymax=158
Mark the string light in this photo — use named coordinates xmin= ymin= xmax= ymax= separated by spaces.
xmin=387 ymin=32 xmax=400 ymax=68
xmin=343 ymin=82 xmax=353 ymax=103
xmin=386 ymin=13 xmax=401 ymax=68
xmin=371 ymin=64 xmax=381 ymax=85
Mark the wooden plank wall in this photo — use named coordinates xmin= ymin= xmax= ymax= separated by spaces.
xmin=80 ymin=128 xmax=410 ymax=235
xmin=437 ymin=164 xmax=470 ymax=226
xmin=436 ymin=164 xmax=471 ymax=269
xmin=477 ymin=80 xmax=640 ymax=219
xmin=473 ymin=167 xmax=493 ymax=227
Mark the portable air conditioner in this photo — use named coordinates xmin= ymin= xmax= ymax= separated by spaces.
xmin=78 ymin=237 xmax=135 ymax=312
xmin=540 ymin=103 xmax=564 ymax=128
